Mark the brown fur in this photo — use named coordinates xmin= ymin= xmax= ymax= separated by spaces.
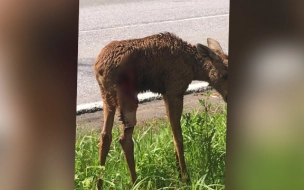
xmin=94 ymin=32 xmax=228 ymax=189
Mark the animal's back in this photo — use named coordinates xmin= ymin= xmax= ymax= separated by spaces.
xmin=94 ymin=32 xmax=197 ymax=95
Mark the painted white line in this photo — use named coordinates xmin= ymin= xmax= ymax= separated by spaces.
xmin=79 ymin=14 xmax=229 ymax=33
xmin=76 ymin=82 xmax=210 ymax=115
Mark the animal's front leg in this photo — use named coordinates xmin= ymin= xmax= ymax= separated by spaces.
xmin=163 ymin=94 xmax=190 ymax=183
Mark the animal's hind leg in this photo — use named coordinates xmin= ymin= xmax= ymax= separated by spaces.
xmin=119 ymin=125 xmax=137 ymax=183
xmin=117 ymin=75 xmax=138 ymax=183
xmin=97 ymin=92 xmax=116 ymax=190
xmin=118 ymin=101 xmax=138 ymax=183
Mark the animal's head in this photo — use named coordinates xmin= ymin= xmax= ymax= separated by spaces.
xmin=196 ymin=38 xmax=228 ymax=102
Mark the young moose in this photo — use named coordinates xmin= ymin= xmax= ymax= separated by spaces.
xmin=94 ymin=32 xmax=228 ymax=189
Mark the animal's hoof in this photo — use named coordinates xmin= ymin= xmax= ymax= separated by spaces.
xmin=97 ymin=179 xmax=103 ymax=190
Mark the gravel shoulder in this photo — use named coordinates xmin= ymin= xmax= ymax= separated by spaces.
xmin=76 ymin=90 xmax=225 ymax=129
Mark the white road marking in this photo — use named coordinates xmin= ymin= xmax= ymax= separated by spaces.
xmin=76 ymin=82 xmax=210 ymax=114
xmin=79 ymin=14 xmax=229 ymax=33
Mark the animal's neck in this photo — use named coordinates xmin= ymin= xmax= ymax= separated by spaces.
xmin=190 ymin=47 xmax=211 ymax=83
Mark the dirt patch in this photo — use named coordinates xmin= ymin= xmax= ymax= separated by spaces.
xmin=76 ymin=90 xmax=225 ymax=129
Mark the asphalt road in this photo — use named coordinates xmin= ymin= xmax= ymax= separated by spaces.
xmin=77 ymin=0 xmax=229 ymax=105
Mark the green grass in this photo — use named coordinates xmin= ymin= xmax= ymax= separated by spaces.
xmin=75 ymin=97 xmax=227 ymax=190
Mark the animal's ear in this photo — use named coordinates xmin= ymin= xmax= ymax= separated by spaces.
xmin=196 ymin=43 xmax=212 ymax=59
xmin=207 ymin=38 xmax=223 ymax=53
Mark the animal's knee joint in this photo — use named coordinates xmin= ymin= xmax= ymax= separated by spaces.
xmin=118 ymin=136 xmax=124 ymax=144
xmin=118 ymin=128 xmax=134 ymax=145
xmin=118 ymin=136 xmax=133 ymax=145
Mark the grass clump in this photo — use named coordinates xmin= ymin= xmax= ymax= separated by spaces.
xmin=75 ymin=97 xmax=226 ymax=190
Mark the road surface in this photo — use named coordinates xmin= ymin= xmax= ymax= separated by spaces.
xmin=77 ymin=0 xmax=229 ymax=105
